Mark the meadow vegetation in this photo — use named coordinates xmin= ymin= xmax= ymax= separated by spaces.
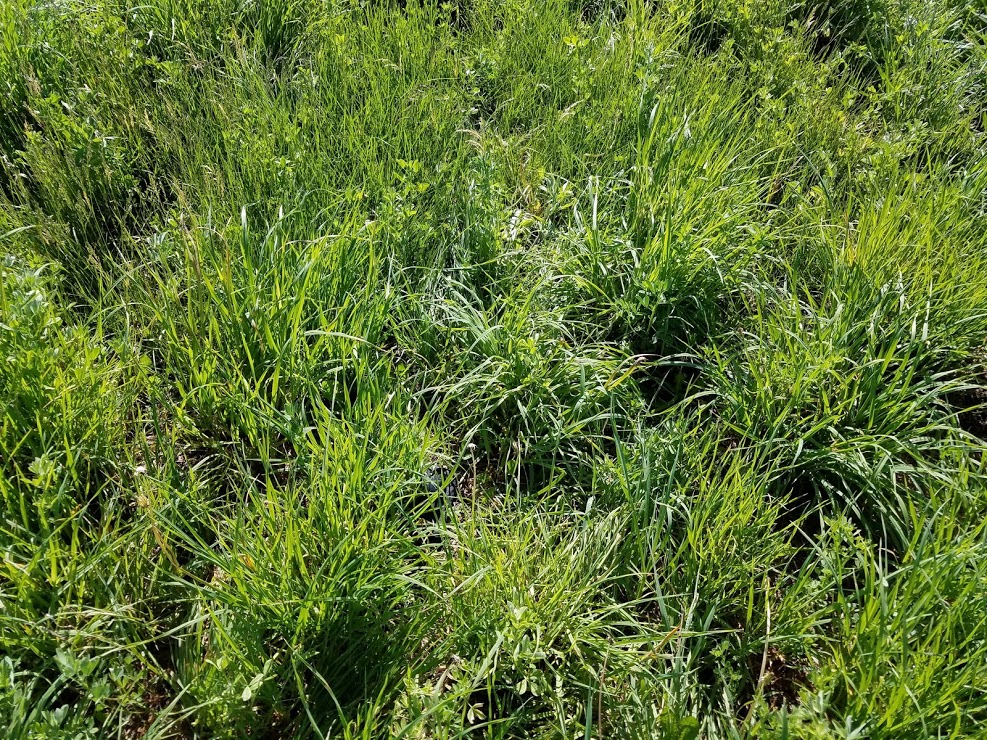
xmin=2 ymin=0 xmax=987 ymax=736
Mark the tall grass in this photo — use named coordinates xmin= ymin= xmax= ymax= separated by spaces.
xmin=2 ymin=0 xmax=986 ymax=737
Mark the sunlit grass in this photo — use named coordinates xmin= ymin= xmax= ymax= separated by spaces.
xmin=2 ymin=0 xmax=986 ymax=737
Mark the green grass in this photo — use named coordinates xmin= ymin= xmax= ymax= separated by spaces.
xmin=1 ymin=0 xmax=986 ymax=736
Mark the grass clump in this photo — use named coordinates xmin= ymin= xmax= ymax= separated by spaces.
xmin=2 ymin=0 xmax=987 ymax=737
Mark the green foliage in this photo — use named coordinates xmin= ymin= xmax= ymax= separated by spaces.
xmin=2 ymin=0 xmax=986 ymax=737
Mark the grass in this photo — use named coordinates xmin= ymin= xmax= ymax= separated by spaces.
xmin=1 ymin=0 xmax=986 ymax=736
